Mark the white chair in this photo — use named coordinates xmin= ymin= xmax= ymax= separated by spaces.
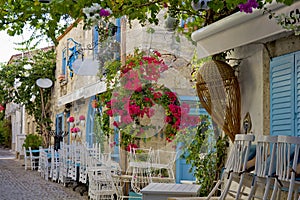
xmin=88 ymin=166 xmax=117 ymax=200
xmin=23 ymin=147 xmax=30 ymax=170
xmin=151 ymin=149 xmax=177 ymax=181
xmin=58 ymin=144 xmax=72 ymax=186
xmin=127 ymin=147 xmax=153 ymax=174
xmin=127 ymin=148 xmax=153 ymax=195
xmin=28 ymin=147 xmax=39 ymax=170
xmin=39 ymin=147 xmax=51 ymax=180
xmin=247 ymin=135 xmax=277 ymax=200
xmin=270 ymin=135 xmax=300 ymax=200
xmin=219 ymin=134 xmax=255 ymax=200
xmin=50 ymin=148 xmax=60 ymax=182
xmin=79 ymin=144 xmax=88 ymax=184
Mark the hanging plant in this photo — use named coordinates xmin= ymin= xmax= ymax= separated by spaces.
xmin=100 ymin=49 xmax=200 ymax=146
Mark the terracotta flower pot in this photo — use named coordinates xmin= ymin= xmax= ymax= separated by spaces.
xmin=91 ymin=99 xmax=98 ymax=108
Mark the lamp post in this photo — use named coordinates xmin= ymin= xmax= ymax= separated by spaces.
xmin=36 ymin=78 xmax=53 ymax=146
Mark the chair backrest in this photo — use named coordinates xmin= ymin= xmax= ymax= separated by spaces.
xmin=129 ymin=147 xmax=152 ymax=164
xmin=153 ymin=149 xmax=177 ymax=166
xmin=28 ymin=147 xmax=34 ymax=158
xmin=275 ymin=135 xmax=300 ymax=181
xmin=231 ymin=134 xmax=255 ymax=173
xmin=23 ymin=147 xmax=28 ymax=158
xmin=254 ymin=135 xmax=277 ymax=177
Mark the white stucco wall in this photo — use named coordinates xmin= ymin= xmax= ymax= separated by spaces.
xmin=230 ymin=44 xmax=264 ymax=135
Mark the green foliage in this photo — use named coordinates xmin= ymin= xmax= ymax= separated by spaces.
xmin=179 ymin=115 xmax=228 ymax=196
xmin=22 ymin=134 xmax=43 ymax=150
xmin=0 ymin=119 xmax=12 ymax=148
xmin=0 ymin=48 xmax=56 ymax=145
xmin=0 ymin=0 xmax=296 ymax=45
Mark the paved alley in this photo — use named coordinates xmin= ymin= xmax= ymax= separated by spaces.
xmin=0 ymin=147 xmax=88 ymax=200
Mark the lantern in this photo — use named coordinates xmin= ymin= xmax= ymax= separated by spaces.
xmin=196 ymin=60 xmax=241 ymax=141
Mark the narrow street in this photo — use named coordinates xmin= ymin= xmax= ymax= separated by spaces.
xmin=0 ymin=147 xmax=88 ymax=200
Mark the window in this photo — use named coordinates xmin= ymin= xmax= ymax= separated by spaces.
xmin=62 ymin=48 xmax=67 ymax=75
xmin=93 ymin=26 xmax=99 ymax=57
xmin=270 ymin=51 xmax=300 ymax=136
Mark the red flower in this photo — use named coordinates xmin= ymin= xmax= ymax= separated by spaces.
xmin=126 ymin=143 xmax=139 ymax=152
xmin=68 ymin=116 xmax=75 ymax=123
xmin=106 ymin=109 xmax=113 ymax=117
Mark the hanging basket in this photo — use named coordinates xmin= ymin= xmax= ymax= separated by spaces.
xmin=196 ymin=60 xmax=241 ymax=142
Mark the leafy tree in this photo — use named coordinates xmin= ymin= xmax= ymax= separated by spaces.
xmin=0 ymin=48 xmax=56 ymax=146
xmin=0 ymin=0 xmax=296 ymax=45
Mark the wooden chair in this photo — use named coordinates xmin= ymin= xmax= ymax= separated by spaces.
xmin=270 ymin=135 xmax=300 ymax=200
xmin=247 ymin=135 xmax=277 ymax=200
xmin=218 ymin=134 xmax=255 ymax=200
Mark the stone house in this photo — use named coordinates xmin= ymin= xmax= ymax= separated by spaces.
xmin=51 ymin=12 xmax=202 ymax=183
xmin=191 ymin=1 xmax=300 ymax=198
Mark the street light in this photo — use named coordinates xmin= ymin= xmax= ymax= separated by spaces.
xmin=36 ymin=78 xmax=53 ymax=146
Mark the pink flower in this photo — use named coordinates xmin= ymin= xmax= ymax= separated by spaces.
xmin=79 ymin=115 xmax=85 ymax=120
xmin=126 ymin=143 xmax=139 ymax=152
xmin=68 ymin=116 xmax=75 ymax=123
xmin=153 ymin=92 xmax=162 ymax=100
xmin=110 ymin=142 xmax=116 ymax=148
xmin=113 ymin=121 xmax=119 ymax=128
xmin=106 ymin=109 xmax=113 ymax=117
xmin=74 ymin=127 xmax=80 ymax=132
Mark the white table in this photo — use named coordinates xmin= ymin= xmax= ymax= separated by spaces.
xmin=141 ymin=183 xmax=201 ymax=200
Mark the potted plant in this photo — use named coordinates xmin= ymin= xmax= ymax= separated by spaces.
xmin=22 ymin=134 xmax=43 ymax=156
xmin=79 ymin=115 xmax=86 ymax=126
xmin=67 ymin=116 xmax=75 ymax=127
xmin=58 ymin=74 xmax=67 ymax=85
xmin=91 ymin=99 xmax=98 ymax=108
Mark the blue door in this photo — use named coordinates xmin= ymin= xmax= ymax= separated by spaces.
xmin=176 ymin=96 xmax=211 ymax=183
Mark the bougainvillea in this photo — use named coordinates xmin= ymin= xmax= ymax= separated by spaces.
xmin=102 ymin=49 xmax=200 ymax=144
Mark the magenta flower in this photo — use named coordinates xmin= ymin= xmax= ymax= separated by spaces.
xmin=238 ymin=0 xmax=259 ymax=13
xmin=99 ymin=8 xmax=111 ymax=17
xmin=79 ymin=115 xmax=85 ymax=120
xmin=68 ymin=116 xmax=75 ymax=123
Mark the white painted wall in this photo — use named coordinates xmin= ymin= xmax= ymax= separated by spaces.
xmin=230 ymin=44 xmax=264 ymax=135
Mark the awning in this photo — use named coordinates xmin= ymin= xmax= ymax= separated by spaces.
xmin=191 ymin=2 xmax=299 ymax=59
xmin=57 ymin=81 xmax=106 ymax=106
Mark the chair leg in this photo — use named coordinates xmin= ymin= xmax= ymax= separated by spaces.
xmin=247 ymin=176 xmax=258 ymax=200
xmin=235 ymin=174 xmax=246 ymax=200
xmin=219 ymin=175 xmax=234 ymax=200
xmin=207 ymin=179 xmax=222 ymax=199
xmin=270 ymin=180 xmax=279 ymax=200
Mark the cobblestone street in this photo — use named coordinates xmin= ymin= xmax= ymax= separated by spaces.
xmin=0 ymin=147 xmax=88 ymax=200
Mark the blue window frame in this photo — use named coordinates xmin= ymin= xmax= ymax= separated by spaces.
xmin=270 ymin=51 xmax=300 ymax=137
xmin=62 ymin=48 xmax=67 ymax=75
xmin=93 ymin=26 xmax=99 ymax=57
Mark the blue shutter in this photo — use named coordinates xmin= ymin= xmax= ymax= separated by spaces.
xmin=93 ymin=26 xmax=99 ymax=57
xmin=270 ymin=53 xmax=295 ymax=136
xmin=295 ymin=52 xmax=300 ymax=136
xmin=62 ymin=49 xmax=67 ymax=75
